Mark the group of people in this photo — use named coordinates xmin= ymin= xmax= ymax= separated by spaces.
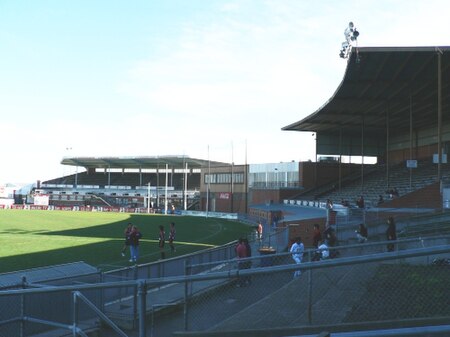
xmin=311 ymin=224 xmax=338 ymax=261
xmin=120 ymin=221 xmax=177 ymax=263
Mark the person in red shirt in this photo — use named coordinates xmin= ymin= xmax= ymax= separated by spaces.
xmin=158 ymin=225 xmax=166 ymax=259
xmin=312 ymin=224 xmax=322 ymax=248
xmin=235 ymin=238 xmax=248 ymax=287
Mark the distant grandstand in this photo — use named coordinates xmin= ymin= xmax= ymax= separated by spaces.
xmin=36 ymin=156 xmax=225 ymax=212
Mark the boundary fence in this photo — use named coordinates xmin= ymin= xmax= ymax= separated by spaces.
xmin=0 ymin=236 xmax=449 ymax=337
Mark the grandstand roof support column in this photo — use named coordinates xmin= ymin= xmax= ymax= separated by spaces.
xmin=360 ymin=116 xmax=365 ymax=193
xmin=156 ymin=163 xmax=160 ymax=209
xmin=409 ymin=94 xmax=414 ymax=191
xmin=184 ymin=162 xmax=188 ymax=210
xmin=437 ymin=48 xmax=443 ymax=181
xmin=386 ymin=106 xmax=390 ymax=189
xmin=339 ymin=127 xmax=343 ymax=192
xmin=165 ymin=164 xmax=169 ymax=214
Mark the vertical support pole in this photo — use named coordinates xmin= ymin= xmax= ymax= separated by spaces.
xmin=133 ymin=265 xmax=138 ymax=327
xmin=165 ymin=164 xmax=169 ymax=214
xmin=308 ymin=265 xmax=313 ymax=325
xmin=138 ymin=281 xmax=147 ymax=337
xmin=437 ymin=49 xmax=442 ymax=181
xmin=409 ymin=94 xmax=413 ymax=191
xmin=184 ymin=260 xmax=189 ymax=331
xmin=361 ymin=116 xmax=364 ymax=193
xmin=386 ymin=106 xmax=390 ymax=190
xmin=184 ymin=162 xmax=188 ymax=210
xmin=20 ymin=276 xmax=26 ymax=337
xmin=339 ymin=127 xmax=342 ymax=192
xmin=72 ymin=291 xmax=79 ymax=337
xmin=99 ymin=269 xmax=105 ymax=312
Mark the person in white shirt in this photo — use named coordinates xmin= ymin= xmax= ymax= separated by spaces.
xmin=290 ymin=237 xmax=304 ymax=277
xmin=318 ymin=241 xmax=330 ymax=260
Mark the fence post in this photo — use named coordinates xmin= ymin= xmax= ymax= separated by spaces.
xmin=133 ymin=265 xmax=138 ymax=327
xmin=183 ymin=259 xmax=190 ymax=331
xmin=20 ymin=276 xmax=27 ymax=337
xmin=72 ymin=291 xmax=79 ymax=337
xmin=99 ymin=268 xmax=105 ymax=312
xmin=308 ymin=253 xmax=313 ymax=325
xmin=138 ymin=280 xmax=147 ymax=337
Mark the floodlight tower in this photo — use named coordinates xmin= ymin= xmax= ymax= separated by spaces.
xmin=339 ymin=21 xmax=360 ymax=59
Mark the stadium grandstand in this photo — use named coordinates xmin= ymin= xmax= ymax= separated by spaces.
xmin=35 ymin=156 xmax=225 ymax=212
xmin=1 ymin=46 xmax=450 ymax=337
xmin=283 ymin=46 xmax=450 ymax=211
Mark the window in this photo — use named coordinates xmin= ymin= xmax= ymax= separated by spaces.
xmin=205 ymin=172 xmax=244 ymax=184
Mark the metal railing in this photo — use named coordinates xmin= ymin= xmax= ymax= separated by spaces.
xmin=0 ymin=241 xmax=449 ymax=337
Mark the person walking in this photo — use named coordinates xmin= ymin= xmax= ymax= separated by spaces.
xmin=235 ymin=238 xmax=248 ymax=287
xmin=290 ymin=237 xmax=304 ymax=278
xmin=386 ymin=217 xmax=397 ymax=252
xmin=121 ymin=223 xmax=132 ymax=257
xmin=158 ymin=225 xmax=166 ymax=259
xmin=129 ymin=225 xmax=142 ymax=263
xmin=242 ymin=238 xmax=252 ymax=285
xmin=168 ymin=222 xmax=176 ymax=253
xmin=256 ymin=222 xmax=263 ymax=241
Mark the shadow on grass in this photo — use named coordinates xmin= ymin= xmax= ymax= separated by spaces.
xmin=39 ymin=214 xmax=248 ymax=245
xmin=0 ymin=214 xmax=250 ymax=274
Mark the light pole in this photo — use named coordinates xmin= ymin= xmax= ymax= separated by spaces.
xmin=147 ymin=182 xmax=151 ymax=213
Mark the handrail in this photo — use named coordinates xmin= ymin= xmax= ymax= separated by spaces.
xmin=74 ymin=291 xmax=129 ymax=337
xmin=188 ymin=234 xmax=450 ymax=269
xmin=1 ymin=244 xmax=449 ymax=297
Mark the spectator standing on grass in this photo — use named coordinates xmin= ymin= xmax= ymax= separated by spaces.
xmin=129 ymin=225 xmax=142 ymax=263
xmin=168 ymin=222 xmax=176 ymax=253
xmin=290 ymin=237 xmax=304 ymax=278
xmin=121 ymin=223 xmax=132 ymax=257
xmin=158 ymin=225 xmax=166 ymax=259
xmin=386 ymin=217 xmax=397 ymax=252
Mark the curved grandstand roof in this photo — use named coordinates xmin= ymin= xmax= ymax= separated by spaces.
xmin=61 ymin=156 xmax=226 ymax=169
xmin=282 ymin=46 xmax=450 ymax=137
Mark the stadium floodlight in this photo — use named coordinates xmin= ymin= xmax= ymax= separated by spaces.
xmin=339 ymin=21 xmax=360 ymax=59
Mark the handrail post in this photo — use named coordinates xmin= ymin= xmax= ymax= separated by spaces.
xmin=308 ymin=263 xmax=313 ymax=325
xmin=138 ymin=280 xmax=147 ymax=337
xmin=20 ymin=276 xmax=27 ymax=337
xmin=133 ymin=265 xmax=138 ymax=326
xmin=72 ymin=291 xmax=79 ymax=337
xmin=184 ymin=259 xmax=190 ymax=331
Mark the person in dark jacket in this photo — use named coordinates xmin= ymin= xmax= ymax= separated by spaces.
xmin=386 ymin=217 xmax=397 ymax=252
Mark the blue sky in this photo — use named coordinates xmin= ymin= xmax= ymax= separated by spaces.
xmin=1 ymin=0 xmax=449 ymax=184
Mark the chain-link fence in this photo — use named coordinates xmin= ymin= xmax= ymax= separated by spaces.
xmin=175 ymin=242 xmax=450 ymax=337
xmin=0 ymin=238 xmax=449 ymax=337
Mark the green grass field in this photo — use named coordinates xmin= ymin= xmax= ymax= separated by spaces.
xmin=0 ymin=210 xmax=252 ymax=274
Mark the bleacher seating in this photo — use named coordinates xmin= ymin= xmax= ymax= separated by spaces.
xmin=296 ymin=160 xmax=450 ymax=208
